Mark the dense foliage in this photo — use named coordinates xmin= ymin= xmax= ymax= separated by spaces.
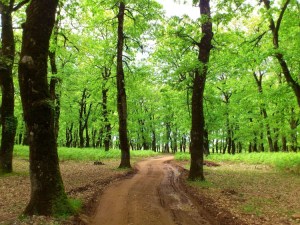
xmin=1 ymin=0 xmax=299 ymax=153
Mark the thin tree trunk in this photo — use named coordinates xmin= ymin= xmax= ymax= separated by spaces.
xmin=66 ymin=123 xmax=73 ymax=147
xmin=102 ymin=88 xmax=111 ymax=151
xmin=290 ymin=108 xmax=298 ymax=152
xmin=253 ymin=72 xmax=274 ymax=152
xmin=18 ymin=0 xmax=71 ymax=215
xmin=116 ymin=1 xmax=131 ymax=168
xmin=49 ymin=50 xmax=60 ymax=141
xmin=189 ymin=0 xmax=213 ymax=180
xmin=79 ymin=94 xmax=85 ymax=148
xmin=152 ymin=130 xmax=156 ymax=152
xmin=262 ymin=0 xmax=300 ymax=107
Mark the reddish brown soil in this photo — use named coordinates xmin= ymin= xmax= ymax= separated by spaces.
xmin=90 ymin=156 xmax=240 ymax=225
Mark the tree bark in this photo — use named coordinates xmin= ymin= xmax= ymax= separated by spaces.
xmin=189 ymin=0 xmax=213 ymax=180
xmin=116 ymin=1 xmax=131 ymax=168
xmin=0 ymin=1 xmax=17 ymax=174
xmin=18 ymin=0 xmax=72 ymax=216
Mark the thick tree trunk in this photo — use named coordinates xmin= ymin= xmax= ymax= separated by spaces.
xmin=189 ymin=0 xmax=213 ymax=181
xmin=0 ymin=3 xmax=17 ymax=174
xmin=116 ymin=1 xmax=131 ymax=168
xmin=18 ymin=0 xmax=72 ymax=216
xmin=190 ymin=70 xmax=206 ymax=180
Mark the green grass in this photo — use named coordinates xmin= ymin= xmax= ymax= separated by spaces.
xmin=175 ymin=152 xmax=300 ymax=174
xmin=68 ymin=198 xmax=82 ymax=214
xmin=242 ymin=203 xmax=262 ymax=216
xmin=13 ymin=145 xmax=159 ymax=161
xmin=188 ymin=180 xmax=214 ymax=188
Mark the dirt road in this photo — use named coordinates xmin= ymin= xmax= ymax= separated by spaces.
xmin=91 ymin=156 xmax=213 ymax=225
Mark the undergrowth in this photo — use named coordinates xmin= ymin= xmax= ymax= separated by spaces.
xmin=13 ymin=145 xmax=159 ymax=161
xmin=175 ymin=152 xmax=300 ymax=174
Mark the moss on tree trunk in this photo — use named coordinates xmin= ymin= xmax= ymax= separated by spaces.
xmin=18 ymin=0 xmax=72 ymax=216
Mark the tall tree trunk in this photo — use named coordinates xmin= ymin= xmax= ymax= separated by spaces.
xmin=116 ymin=1 xmax=131 ymax=168
xmin=49 ymin=74 xmax=60 ymax=140
xmin=262 ymin=0 xmax=300 ymax=107
xmin=0 ymin=1 xmax=17 ymax=174
xmin=66 ymin=123 xmax=73 ymax=147
xmin=172 ymin=128 xmax=178 ymax=153
xmin=290 ymin=108 xmax=298 ymax=152
xmin=253 ymin=71 xmax=274 ymax=152
xmin=102 ymin=88 xmax=111 ymax=151
xmin=165 ymin=122 xmax=171 ymax=153
xmin=189 ymin=0 xmax=213 ymax=180
xmin=152 ymin=130 xmax=156 ymax=152
xmin=79 ymin=98 xmax=85 ymax=148
xmin=78 ymin=89 xmax=92 ymax=148
xmin=150 ymin=114 xmax=156 ymax=151
xmin=101 ymin=66 xmax=112 ymax=151
xmin=18 ymin=0 xmax=72 ymax=215
xmin=22 ymin=123 xmax=29 ymax=145
xmin=204 ymin=129 xmax=209 ymax=155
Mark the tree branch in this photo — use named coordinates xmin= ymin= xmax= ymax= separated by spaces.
xmin=248 ymin=30 xmax=267 ymax=47
xmin=13 ymin=0 xmax=30 ymax=11
xmin=175 ymin=29 xmax=200 ymax=46
xmin=275 ymin=0 xmax=290 ymax=35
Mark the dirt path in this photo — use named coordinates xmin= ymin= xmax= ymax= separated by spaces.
xmin=91 ymin=156 xmax=213 ymax=225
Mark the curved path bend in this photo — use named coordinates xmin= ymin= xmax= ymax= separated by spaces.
xmin=91 ymin=156 xmax=212 ymax=225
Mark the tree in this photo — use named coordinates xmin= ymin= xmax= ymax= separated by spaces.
xmin=262 ymin=0 xmax=300 ymax=107
xmin=189 ymin=0 xmax=213 ymax=180
xmin=18 ymin=0 xmax=72 ymax=215
xmin=116 ymin=1 xmax=131 ymax=168
xmin=0 ymin=0 xmax=28 ymax=173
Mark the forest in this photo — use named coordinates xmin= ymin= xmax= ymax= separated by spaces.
xmin=0 ymin=0 xmax=300 ymax=224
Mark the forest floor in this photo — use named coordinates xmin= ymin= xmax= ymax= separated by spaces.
xmin=0 ymin=155 xmax=300 ymax=225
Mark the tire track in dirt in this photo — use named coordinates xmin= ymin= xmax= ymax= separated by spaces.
xmin=91 ymin=156 xmax=213 ymax=225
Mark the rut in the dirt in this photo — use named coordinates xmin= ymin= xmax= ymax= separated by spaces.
xmin=91 ymin=156 xmax=215 ymax=225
